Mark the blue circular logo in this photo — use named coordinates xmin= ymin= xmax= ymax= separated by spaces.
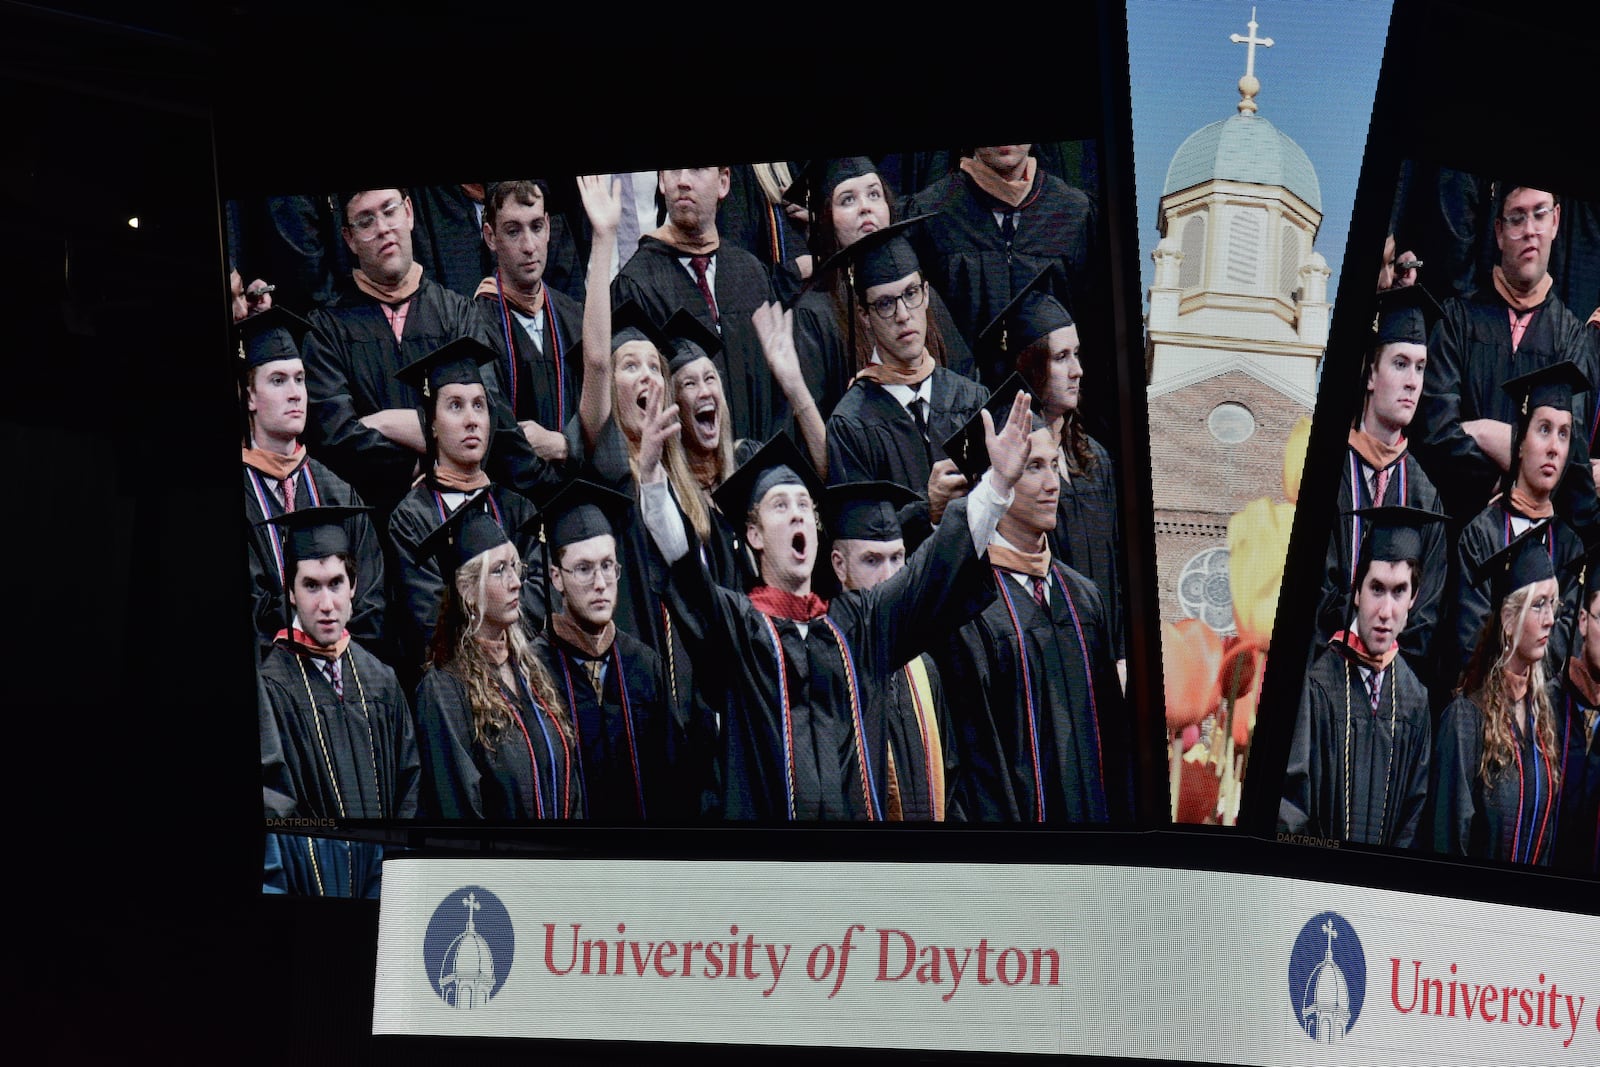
xmin=1288 ymin=911 xmax=1366 ymax=1043
xmin=423 ymin=886 xmax=515 ymax=1008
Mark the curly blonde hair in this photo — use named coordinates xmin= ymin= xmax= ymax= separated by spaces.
xmin=426 ymin=550 xmax=571 ymax=751
xmin=1459 ymin=583 xmax=1562 ymax=789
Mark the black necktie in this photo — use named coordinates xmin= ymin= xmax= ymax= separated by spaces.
xmin=910 ymin=397 xmax=930 ymax=442
xmin=1001 ymin=210 xmax=1016 ymax=245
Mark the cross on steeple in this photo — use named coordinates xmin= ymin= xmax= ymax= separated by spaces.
xmin=462 ymin=891 xmax=481 ymax=932
xmin=1322 ymin=919 xmax=1338 ymax=956
xmin=1229 ymin=7 xmax=1274 ymax=114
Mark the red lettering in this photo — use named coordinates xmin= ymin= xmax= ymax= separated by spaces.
xmin=876 ymin=928 xmax=915 ymax=981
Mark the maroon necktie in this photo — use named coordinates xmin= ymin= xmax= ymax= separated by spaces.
xmin=1031 ymin=576 xmax=1047 ymax=608
xmin=324 ymin=657 xmax=344 ymax=701
xmin=1371 ymin=465 xmax=1391 ymax=506
xmin=689 ymin=254 xmax=718 ymax=324
xmin=1367 ymin=668 xmax=1382 ymax=710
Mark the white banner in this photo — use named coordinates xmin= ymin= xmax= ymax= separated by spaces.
xmin=374 ymin=857 xmax=1600 ymax=1064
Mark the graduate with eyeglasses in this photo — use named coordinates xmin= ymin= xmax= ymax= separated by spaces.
xmin=531 ymin=480 xmax=683 ymax=822
xmin=823 ymin=218 xmax=990 ymax=554
xmin=411 ymin=498 xmax=581 ymax=820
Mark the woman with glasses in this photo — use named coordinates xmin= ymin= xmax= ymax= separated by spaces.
xmin=412 ymin=499 xmax=580 ymax=819
xmin=531 ymin=480 xmax=681 ymax=821
xmin=1432 ymin=524 xmax=1565 ymax=864
xmin=386 ymin=338 xmax=545 ymax=690
xmin=1437 ymin=361 xmax=1588 ymax=698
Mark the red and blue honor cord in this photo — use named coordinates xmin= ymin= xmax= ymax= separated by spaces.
xmin=554 ymin=644 xmax=646 ymax=818
xmin=493 ymin=270 xmax=567 ymax=427
xmin=249 ymin=465 xmax=322 ymax=585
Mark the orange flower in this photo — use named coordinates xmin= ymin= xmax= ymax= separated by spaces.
xmin=1162 ymin=619 xmax=1223 ymax=730
xmin=1228 ymin=497 xmax=1296 ymax=650
xmin=1283 ymin=415 xmax=1312 ymax=504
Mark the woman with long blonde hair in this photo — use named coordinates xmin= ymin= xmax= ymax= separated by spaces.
xmin=412 ymin=499 xmax=581 ymax=819
xmin=1432 ymin=524 xmax=1564 ymax=864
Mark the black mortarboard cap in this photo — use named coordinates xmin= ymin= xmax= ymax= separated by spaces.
xmin=940 ymin=373 xmax=1041 ymax=482
xmin=235 ymin=306 xmax=313 ymax=367
xmin=976 ymin=265 xmax=1074 ymax=366
xmin=1351 ymin=505 xmax=1446 ymax=568
xmin=825 ymin=481 xmax=922 ymax=542
xmin=661 ymin=307 xmax=724 ymax=374
xmin=1571 ymin=539 xmax=1600 ymax=604
xmin=817 ymin=215 xmax=929 ymax=294
xmin=711 ymin=432 xmax=825 ymax=521
xmin=785 ymin=157 xmax=878 ymax=216
xmin=259 ymin=504 xmax=369 ymax=565
xmin=527 ymin=479 xmax=634 ymax=550
xmin=1500 ymin=359 xmax=1590 ymax=418
xmin=611 ymin=298 xmax=666 ymax=352
xmin=1371 ymin=283 xmax=1443 ymax=347
xmin=414 ymin=490 xmax=511 ymax=584
xmin=1470 ymin=519 xmax=1557 ymax=605
xmin=393 ymin=336 xmax=497 ymax=401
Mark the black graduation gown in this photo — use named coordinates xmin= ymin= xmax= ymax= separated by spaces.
xmin=825 ymin=368 xmax=989 ymax=551
xmin=259 ymin=640 xmax=420 ymax=820
xmin=937 ymin=561 xmax=1133 ymax=824
xmin=881 ymin=654 xmax=958 ymax=821
xmin=1279 ymin=646 xmax=1431 ymax=847
xmin=1431 ymin=693 xmax=1559 ymax=865
xmin=301 ymin=273 xmax=541 ymax=515
xmin=1415 ymin=289 xmax=1592 ymax=523
xmin=260 ymin=671 xmax=297 ymax=819
xmin=1315 ymin=445 xmax=1447 ymax=686
xmin=413 ymin=663 xmax=583 ymax=820
xmin=1548 ymin=672 xmax=1600 ymax=875
xmin=901 ymin=168 xmax=1096 ymax=383
xmin=1053 ymin=434 xmax=1124 ymax=661
xmin=533 ymin=627 xmax=681 ymax=822
xmin=1438 ymin=504 xmax=1582 ymax=695
xmin=387 ymin=477 xmax=546 ymax=682
xmin=611 ymin=235 xmax=785 ymax=442
xmin=475 ymin=282 xmax=585 ymax=433
xmin=244 ymin=453 xmax=387 ymax=660
xmin=660 ymin=497 xmax=995 ymax=821
xmin=409 ymin=185 xmax=493 ymax=300
xmin=264 ymin=834 xmax=384 ymax=899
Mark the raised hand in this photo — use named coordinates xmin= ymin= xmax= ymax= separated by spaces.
xmin=981 ymin=389 xmax=1035 ymax=493
xmin=636 ymin=376 xmax=680 ymax=484
xmin=577 ymin=174 xmax=622 ymax=237
xmin=752 ymin=301 xmax=803 ymax=392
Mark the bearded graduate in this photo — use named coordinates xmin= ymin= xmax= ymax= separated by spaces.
xmin=1281 ymin=506 xmax=1442 ymax=847
xmin=1438 ymin=360 xmax=1587 ymax=695
xmin=982 ymin=267 xmax=1126 ymax=685
xmin=823 ymin=218 xmax=990 ymax=553
xmin=1316 ymin=284 xmax=1447 ymax=685
xmin=781 ymin=157 xmax=975 ymax=415
xmin=932 ymin=380 xmax=1134 ymax=824
xmin=257 ymin=505 xmax=419 ymax=893
xmin=636 ymin=391 xmax=1032 ymax=820
xmin=531 ymin=480 xmax=682 ymax=822
xmin=826 ymin=480 xmax=958 ymax=821
xmin=386 ymin=337 xmax=544 ymax=687
xmin=412 ymin=496 xmax=581 ymax=820
xmin=1431 ymin=522 xmax=1566 ymax=865
xmin=239 ymin=307 xmax=387 ymax=660
xmin=1546 ymin=548 xmax=1600 ymax=875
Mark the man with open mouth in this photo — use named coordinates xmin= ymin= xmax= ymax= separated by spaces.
xmin=635 ymin=388 xmax=1035 ymax=820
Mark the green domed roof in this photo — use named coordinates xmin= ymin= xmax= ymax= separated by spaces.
xmin=1163 ymin=113 xmax=1320 ymax=212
